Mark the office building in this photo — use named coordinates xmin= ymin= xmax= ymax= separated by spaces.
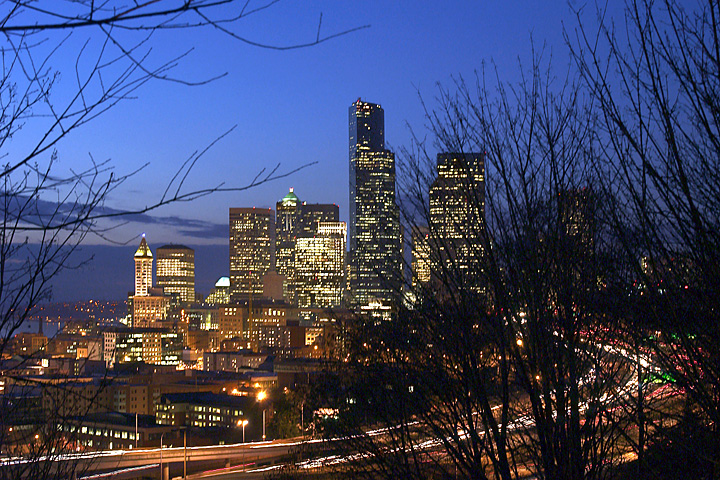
xmin=229 ymin=208 xmax=275 ymax=302
xmin=276 ymin=189 xmax=300 ymax=304
xmin=429 ymin=153 xmax=486 ymax=283
xmin=298 ymin=203 xmax=339 ymax=237
xmin=156 ymin=245 xmax=195 ymax=303
xmin=134 ymin=235 xmax=153 ymax=297
xmin=156 ymin=392 xmax=254 ymax=429
xmin=131 ymin=291 xmax=170 ymax=327
xmin=296 ymin=221 xmax=347 ymax=315
xmin=131 ymin=236 xmax=170 ymax=327
xmin=559 ymin=187 xmax=596 ymax=252
xmin=348 ymin=99 xmax=402 ymax=309
xmin=276 ymin=188 xmax=340 ymax=306
xmin=205 ymin=277 xmax=230 ymax=305
xmin=411 ymin=226 xmax=432 ymax=289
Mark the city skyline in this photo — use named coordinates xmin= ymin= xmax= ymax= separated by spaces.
xmin=2 ymin=2 xmax=715 ymax=476
xmin=25 ymin=1 xmax=612 ymax=249
xmin=32 ymin=1 xmax=624 ymax=302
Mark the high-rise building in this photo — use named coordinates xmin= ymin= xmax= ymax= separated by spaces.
xmin=348 ymin=99 xmax=402 ymax=309
xmin=428 ymin=152 xmax=486 ymax=285
xmin=229 ymin=207 xmax=275 ymax=302
xmin=558 ymin=187 xmax=596 ymax=252
xmin=131 ymin=236 xmax=170 ymax=327
xmin=156 ymin=245 xmax=195 ymax=303
xmin=276 ymin=189 xmax=300 ymax=304
xmin=298 ymin=203 xmax=339 ymax=237
xmin=205 ymin=277 xmax=230 ymax=306
xmin=134 ymin=235 xmax=153 ymax=297
xmin=296 ymin=221 xmax=347 ymax=315
xmin=411 ymin=226 xmax=432 ymax=289
xmin=275 ymin=188 xmax=340 ymax=306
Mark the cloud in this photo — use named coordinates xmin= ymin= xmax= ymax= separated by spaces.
xmin=10 ymin=195 xmax=228 ymax=242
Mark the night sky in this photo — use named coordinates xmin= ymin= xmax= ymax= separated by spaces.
xmin=34 ymin=1 xmax=620 ymax=301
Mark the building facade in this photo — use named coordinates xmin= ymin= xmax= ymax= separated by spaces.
xmin=276 ymin=189 xmax=301 ymax=304
xmin=134 ymin=235 xmax=153 ymax=297
xmin=348 ymin=99 xmax=402 ymax=309
xmin=295 ymin=221 xmax=347 ymax=315
xmin=428 ymin=152 xmax=486 ymax=287
xmin=298 ymin=203 xmax=339 ymax=237
xmin=275 ymin=189 xmax=340 ymax=307
xmin=156 ymin=245 xmax=195 ymax=303
xmin=411 ymin=226 xmax=432 ymax=289
xmin=229 ymin=208 xmax=275 ymax=302
xmin=131 ymin=288 xmax=170 ymax=327
xmin=131 ymin=236 xmax=170 ymax=327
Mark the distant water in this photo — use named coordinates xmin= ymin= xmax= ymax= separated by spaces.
xmin=47 ymin=243 xmax=228 ymax=302
xmin=4 ymin=318 xmax=61 ymax=339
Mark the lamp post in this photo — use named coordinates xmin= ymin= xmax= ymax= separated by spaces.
xmin=257 ymin=390 xmax=267 ymax=441
xmin=237 ymin=419 xmax=249 ymax=443
xmin=159 ymin=432 xmax=165 ymax=480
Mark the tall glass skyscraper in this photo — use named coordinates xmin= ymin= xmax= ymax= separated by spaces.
xmin=296 ymin=221 xmax=347 ymax=314
xmin=348 ymin=99 xmax=402 ymax=309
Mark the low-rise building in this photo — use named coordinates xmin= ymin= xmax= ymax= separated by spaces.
xmin=63 ymin=412 xmax=172 ymax=450
xmin=156 ymin=392 xmax=255 ymax=429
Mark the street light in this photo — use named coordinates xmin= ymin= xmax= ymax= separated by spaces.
xmin=257 ymin=390 xmax=267 ymax=441
xmin=159 ymin=432 xmax=165 ymax=480
xmin=237 ymin=419 xmax=249 ymax=443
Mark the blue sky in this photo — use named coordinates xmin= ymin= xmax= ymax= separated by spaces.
xmin=28 ymin=0 xmax=606 ymax=249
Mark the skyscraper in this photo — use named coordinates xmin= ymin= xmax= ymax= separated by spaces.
xmin=156 ymin=245 xmax=195 ymax=303
xmin=276 ymin=188 xmax=340 ymax=306
xmin=349 ymin=99 xmax=402 ymax=309
xmin=298 ymin=203 xmax=340 ymax=237
xmin=131 ymin=235 xmax=170 ymax=327
xmin=428 ymin=152 xmax=486 ymax=285
xmin=296 ymin=221 xmax=347 ymax=315
xmin=276 ymin=189 xmax=300 ymax=304
xmin=411 ymin=226 xmax=432 ymax=289
xmin=229 ymin=207 xmax=275 ymax=302
xmin=134 ymin=234 xmax=153 ymax=297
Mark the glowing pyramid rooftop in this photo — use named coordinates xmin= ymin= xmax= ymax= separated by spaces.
xmin=134 ymin=235 xmax=153 ymax=258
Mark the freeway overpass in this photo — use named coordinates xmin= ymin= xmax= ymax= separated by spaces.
xmin=2 ymin=438 xmax=312 ymax=480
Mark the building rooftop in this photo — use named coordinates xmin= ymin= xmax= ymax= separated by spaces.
xmin=157 ymin=244 xmax=193 ymax=251
xmin=70 ymin=412 xmax=162 ymax=429
xmin=280 ymin=187 xmax=300 ymax=205
xmin=160 ymin=392 xmax=255 ymax=409
xmin=134 ymin=235 xmax=153 ymax=258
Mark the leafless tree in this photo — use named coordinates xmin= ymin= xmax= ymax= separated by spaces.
xmin=570 ymin=0 xmax=720 ymax=477
xmin=0 ymin=2 xmax=365 ymax=478
xmin=321 ymin=55 xmax=644 ymax=480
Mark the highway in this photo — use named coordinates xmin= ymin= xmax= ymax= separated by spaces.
xmin=1 ymin=439 xmax=307 ymax=480
xmin=2 ymin=341 xmax=679 ymax=479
